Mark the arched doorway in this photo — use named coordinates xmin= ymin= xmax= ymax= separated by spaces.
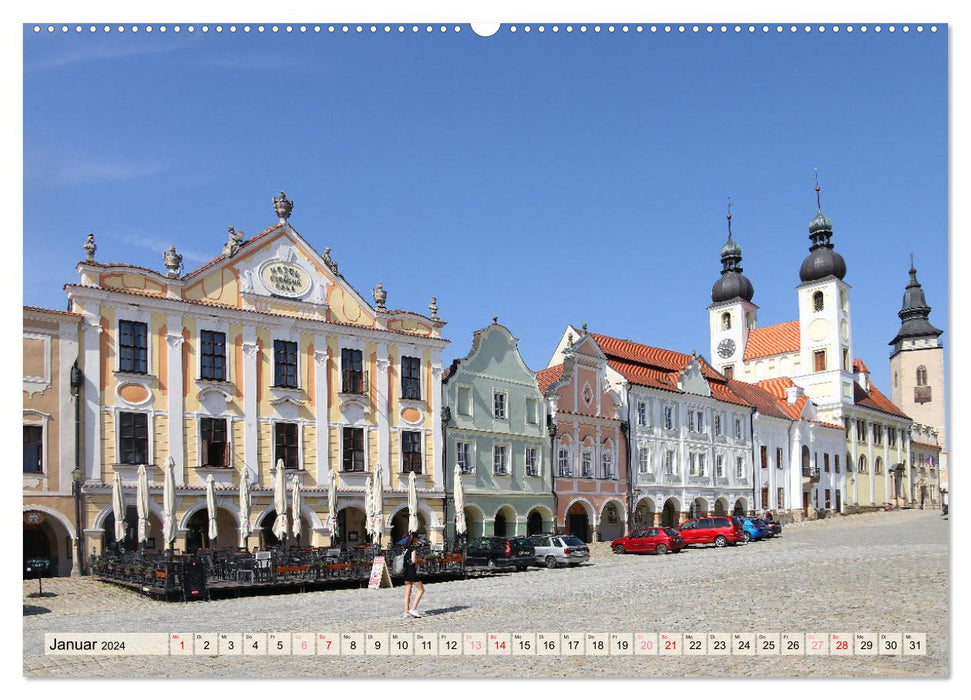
xmin=732 ymin=498 xmax=747 ymax=516
xmin=390 ymin=509 xmax=426 ymax=544
xmin=634 ymin=498 xmax=655 ymax=529
xmin=690 ymin=498 xmax=709 ymax=519
xmin=104 ymin=507 xmax=162 ymax=553
xmin=599 ymin=501 xmax=624 ymax=541
xmin=713 ymin=498 xmax=729 ymax=516
xmin=661 ymin=498 xmax=680 ymax=527
xmin=526 ymin=510 xmax=544 ymax=536
xmin=493 ymin=505 xmax=517 ymax=537
xmin=566 ymin=502 xmax=591 ymax=542
xmin=463 ymin=507 xmax=484 ymax=539
xmin=24 ymin=509 xmax=75 ymax=577
xmin=185 ymin=507 xmax=238 ymax=551
xmin=23 ymin=524 xmax=54 ymax=575
xmin=338 ymin=506 xmax=368 ymax=546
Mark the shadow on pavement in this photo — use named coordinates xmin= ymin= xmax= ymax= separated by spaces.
xmin=23 ymin=605 xmax=51 ymax=616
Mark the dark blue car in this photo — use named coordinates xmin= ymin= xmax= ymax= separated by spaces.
xmin=740 ymin=517 xmax=769 ymax=542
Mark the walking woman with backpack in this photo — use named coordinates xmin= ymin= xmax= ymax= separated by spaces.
xmin=401 ymin=532 xmax=424 ymax=618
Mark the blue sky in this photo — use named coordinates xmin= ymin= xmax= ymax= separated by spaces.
xmin=22 ymin=24 xmax=947 ymax=393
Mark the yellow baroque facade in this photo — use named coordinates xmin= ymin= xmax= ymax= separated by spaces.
xmin=67 ymin=195 xmax=449 ymax=555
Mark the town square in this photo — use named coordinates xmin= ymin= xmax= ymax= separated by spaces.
xmin=18 ymin=8 xmax=951 ymax=690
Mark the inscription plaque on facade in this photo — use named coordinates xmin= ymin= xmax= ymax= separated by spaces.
xmin=914 ymin=386 xmax=932 ymax=404
xmin=259 ymin=261 xmax=311 ymax=298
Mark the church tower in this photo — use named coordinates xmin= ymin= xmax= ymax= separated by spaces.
xmin=708 ymin=203 xmax=757 ymax=380
xmin=792 ymin=175 xmax=855 ymax=410
xmin=889 ymin=259 xmax=945 ymax=451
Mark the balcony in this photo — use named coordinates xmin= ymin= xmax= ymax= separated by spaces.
xmin=802 ymin=465 xmax=821 ymax=486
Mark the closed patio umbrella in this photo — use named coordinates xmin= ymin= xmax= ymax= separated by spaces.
xmin=291 ymin=474 xmax=302 ymax=542
xmin=453 ymin=463 xmax=467 ymax=537
xmin=112 ymin=472 xmax=126 ymax=551
xmin=272 ymin=460 xmax=289 ymax=544
xmin=364 ymin=474 xmax=374 ymax=541
xmin=327 ymin=466 xmax=338 ymax=544
xmin=238 ymin=468 xmax=251 ymax=550
xmin=136 ymin=465 xmax=150 ymax=549
xmin=162 ymin=457 xmax=177 ymax=554
xmin=372 ymin=464 xmax=385 ymax=547
xmin=206 ymin=474 xmax=218 ymax=548
xmin=408 ymin=470 xmax=419 ymax=533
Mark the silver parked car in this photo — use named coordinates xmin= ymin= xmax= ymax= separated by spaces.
xmin=528 ymin=534 xmax=590 ymax=568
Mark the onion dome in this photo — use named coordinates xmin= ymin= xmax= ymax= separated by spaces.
xmin=799 ymin=178 xmax=847 ymax=282
xmin=888 ymin=260 xmax=942 ymax=346
xmin=711 ymin=206 xmax=755 ymax=303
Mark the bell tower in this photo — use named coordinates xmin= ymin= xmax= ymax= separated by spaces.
xmin=708 ymin=202 xmax=757 ymax=380
xmin=889 ymin=258 xmax=945 ymax=450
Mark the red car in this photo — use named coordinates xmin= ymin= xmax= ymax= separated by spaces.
xmin=678 ymin=516 xmax=745 ymax=547
xmin=611 ymin=527 xmax=685 ymax=555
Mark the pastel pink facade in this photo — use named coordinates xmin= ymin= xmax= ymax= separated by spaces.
xmin=538 ymin=333 xmax=627 ymax=542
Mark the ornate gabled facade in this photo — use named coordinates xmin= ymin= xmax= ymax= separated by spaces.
xmin=23 ymin=306 xmax=83 ymax=576
xmin=540 ymin=327 xmax=627 ymax=542
xmin=442 ymin=320 xmax=554 ymax=540
xmin=706 ymin=184 xmax=915 ymax=510
xmin=590 ymin=330 xmax=756 ymax=527
xmin=66 ymin=192 xmax=449 ymax=553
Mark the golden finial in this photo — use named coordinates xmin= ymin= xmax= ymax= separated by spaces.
xmin=727 ymin=197 xmax=733 ymax=239
xmin=813 ymin=168 xmax=822 ymax=211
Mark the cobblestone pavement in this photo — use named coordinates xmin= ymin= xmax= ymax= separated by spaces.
xmin=23 ymin=509 xmax=948 ymax=678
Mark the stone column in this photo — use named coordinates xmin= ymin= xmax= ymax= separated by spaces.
xmin=313 ymin=339 xmax=329 ymax=487
xmin=849 ymin=415 xmax=859 ymax=507
xmin=165 ymin=315 xmax=185 ymax=485
xmin=242 ymin=326 xmax=259 ymax=485
xmin=375 ymin=345 xmax=391 ymax=487
xmin=867 ymin=420 xmax=875 ymax=506
xmin=790 ymin=428 xmax=803 ymax=519
xmin=81 ymin=306 xmax=102 ymax=482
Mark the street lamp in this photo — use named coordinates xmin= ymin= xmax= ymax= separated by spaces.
xmin=70 ymin=360 xmax=85 ymax=576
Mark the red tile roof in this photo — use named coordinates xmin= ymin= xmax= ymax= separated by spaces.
xmin=536 ymin=364 xmax=565 ymax=394
xmin=743 ymin=320 xmax=801 ymax=360
xmin=853 ymin=358 xmax=871 ymax=374
xmin=711 ymin=382 xmax=754 ymax=407
xmin=854 ymin=373 xmax=909 ymax=419
xmin=606 ymin=359 xmax=680 ymax=393
xmin=911 ymin=440 xmax=940 ymax=450
xmin=726 ymin=379 xmax=794 ymax=419
xmin=812 ymin=420 xmax=846 ymax=431
xmin=23 ymin=305 xmax=83 ymax=318
xmin=591 ymin=333 xmax=722 ymax=380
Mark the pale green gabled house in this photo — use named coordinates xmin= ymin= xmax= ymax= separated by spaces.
xmin=442 ymin=321 xmax=555 ymax=540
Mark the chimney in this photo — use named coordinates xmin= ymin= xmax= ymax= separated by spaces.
xmin=786 ymin=386 xmax=805 ymax=405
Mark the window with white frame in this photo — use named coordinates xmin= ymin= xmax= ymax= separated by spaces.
xmin=525 ymin=447 xmax=539 ymax=477
xmin=736 ymin=455 xmax=744 ymax=478
xmin=638 ymin=445 xmax=651 ymax=474
xmin=200 ymin=330 xmax=227 ymax=381
xmin=776 ymin=447 xmax=784 ymax=470
xmin=275 ymin=422 xmax=300 ymax=470
xmin=688 ymin=411 xmax=695 ymax=432
xmin=716 ymin=454 xmax=724 ymax=478
xmin=664 ymin=449 xmax=676 ymax=475
xmin=457 ymin=386 xmax=472 ymax=416
xmin=402 ymin=431 xmax=423 ymax=473
xmin=118 ymin=320 xmax=149 ymax=374
xmin=689 ymin=453 xmax=698 ymax=476
xmin=698 ymin=453 xmax=706 ymax=476
xmin=664 ymin=406 xmax=673 ymax=430
xmin=525 ymin=398 xmax=538 ymax=425
xmin=200 ymin=417 xmax=229 ymax=467
xmin=493 ymin=444 xmax=509 ymax=475
xmin=23 ymin=425 xmax=43 ymax=473
xmin=493 ymin=391 xmax=507 ymax=420
xmin=342 ymin=427 xmax=365 ymax=472
xmin=714 ymin=414 xmax=722 ymax=436
xmin=637 ymin=401 xmax=647 ymax=427
xmin=581 ymin=450 xmax=593 ymax=478
xmin=401 ymin=356 xmax=422 ymax=400
xmin=602 ymin=449 xmax=614 ymax=479
xmin=734 ymin=417 xmax=742 ymax=439
xmin=696 ymin=411 xmax=704 ymax=432
xmin=119 ymin=412 xmax=149 ymax=464
xmin=456 ymin=441 xmax=473 ymax=473
xmin=557 ymin=447 xmax=572 ymax=477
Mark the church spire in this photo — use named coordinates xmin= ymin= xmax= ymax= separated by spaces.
xmin=711 ymin=200 xmax=754 ymax=303
xmin=799 ymin=169 xmax=847 ymax=282
xmin=889 ymin=257 xmax=942 ymax=346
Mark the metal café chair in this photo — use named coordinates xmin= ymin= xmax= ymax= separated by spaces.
xmin=254 ymin=550 xmax=273 ymax=582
